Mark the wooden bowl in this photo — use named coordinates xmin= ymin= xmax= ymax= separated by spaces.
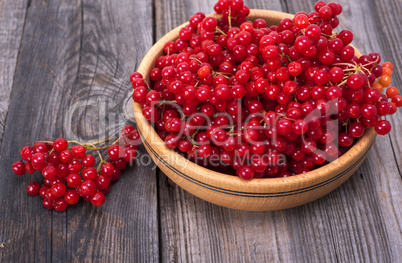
xmin=134 ymin=10 xmax=377 ymax=211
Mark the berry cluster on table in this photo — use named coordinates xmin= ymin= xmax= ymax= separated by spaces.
xmin=12 ymin=125 xmax=140 ymax=211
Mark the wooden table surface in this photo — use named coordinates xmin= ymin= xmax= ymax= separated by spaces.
xmin=0 ymin=0 xmax=401 ymax=262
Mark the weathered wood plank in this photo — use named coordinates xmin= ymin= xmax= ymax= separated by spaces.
xmin=0 ymin=0 xmax=82 ymax=262
xmin=284 ymin=1 xmax=402 ymax=261
xmin=156 ymin=0 xmax=402 ymax=262
xmin=65 ymin=0 xmax=158 ymax=262
xmin=0 ymin=0 xmax=28 ymax=142
xmin=369 ymin=0 xmax=402 ymax=171
xmin=0 ymin=0 xmax=159 ymax=262
xmin=155 ymin=1 xmax=294 ymax=262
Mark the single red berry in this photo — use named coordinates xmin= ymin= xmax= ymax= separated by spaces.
xmin=53 ymin=138 xmax=68 ymax=152
xmin=43 ymin=179 xmax=52 ymax=187
xmin=127 ymin=130 xmax=141 ymax=144
xmin=96 ymin=175 xmax=111 ymax=190
xmin=339 ymin=132 xmax=354 ymax=147
xmin=305 ymin=24 xmax=321 ymax=41
xmin=277 ymin=118 xmax=293 ymax=136
xmin=51 ymin=182 xmax=67 ymax=198
xmin=111 ymin=169 xmax=121 ymax=181
xmin=198 ymin=145 xmax=212 ymax=158
xmin=251 ymin=155 xmax=268 ymax=172
xmin=338 ymin=29 xmax=353 ymax=45
xmin=375 ymin=120 xmax=391 ymax=135
xmin=45 ymin=189 xmax=56 ymax=201
xmin=145 ymin=90 xmax=161 ymax=105
xmin=164 ymin=134 xmax=179 ymax=149
xmin=34 ymin=142 xmax=48 ymax=153
xmin=392 ymin=95 xmax=402 ymax=107
xmin=386 ymin=86 xmax=399 ymax=99
xmin=20 ymin=146 xmax=34 ymax=161
xmin=12 ymin=161 xmax=26 ymax=175
xmin=288 ymin=61 xmax=302 ymax=76
xmin=294 ymin=13 xmax=309 ymax=29
xmin=292 ymin=119 xmax=308 ymax=135
xmin=178 ymin=139 xmax=192 ymax=153
xmin=82 ymin=154 xmax=96 ymax=167
xmin=64 ymin=190 xmax=80 ymax=205
xmin=361 ymin=103 xmax=377 ymax=119
xmin=132 ymin=78 xmax=147 ymax=90
xmin=53 ymin=198 xmax=68 ymax=212
xmin=108 ymin=145 xmax=124 ymax=161
xmin=50 ymin=178 xmax=66 ymax=186
xmin=349 ymin=122 xmax=365 ymax=138
xmin=68 ymin=160 xmax=83 ymax=173
xmin=197 ymin=65 xmax=211 ymax=78
xmin=121 ymin=125 xmax=135 ymax=136
xmin=123 ymin=147 xmax=137 ymax=163
xmin=101 ymin=163 xmax=115 ymax=177
xmin=26 ymin=162 xmax=35 ymax=174
xmin=133 ymin=86 xmax=148 ymax=102
xmin=237 ymin=165 xmax=255 ymax=180
xmin=31 ymin=153 xmax=45 ymax=170
xmin=90 ymin=192 xmax=106 ymax=206
xmin=56 ymin=163 xmax=69 ymax=178
xmin=82 ymin=167 xmax=98 ymax=181
xmin=130 ymin=72 xmax=143 ymax=83
xmin=71 ymin=145 xmax=86 ymax=159
xmin=79 ymin=180 xmax=97 ymax=197
xmin=42 ymin=165 xmax=57 ymax=180
xmin=39 ymin=185 xmax=49 ymax=198
xmin=377 ymin=101 xmax=390 ymax=116
xmin=67 ymin=173 xmax=82 ymax=188
xmin=42 ymin=198 xmax=54 ymax=210
xmin=26 ymin=181 xmax=41 ymax=196
xmin=82 ymin=195 xmax=92 ymax=203
xmin=318 ymin=5 xmax=332 ymax=19
xmin=113 ymin=159 xmax=127 ymax=170
xmin=47 ymin=152 xmax=61 ymax=164
xmin=60 ymin=150 xmax=73 ymax=163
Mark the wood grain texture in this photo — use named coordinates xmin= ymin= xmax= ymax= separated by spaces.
xmin=65 ymin=0 xmax=158 ymax=262
xmin=0 ymin=0 xmax=29 ymax=142
xmin=368 ymin=0 xmax=402 ymax=172
xmin=0 ymin=0 xmax=82 ymax=261
xmin=285 ymin=1 xmax=402 ymax=262
xmin=154 ymin=1 xmax=298 ymax=262
xmin=155 ymin=0 xmax=402 ymax=262
xmin=0 ymin=0 xmax=158 ymax=262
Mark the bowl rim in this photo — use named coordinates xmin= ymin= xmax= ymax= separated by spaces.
xmin=134 ymin=9 xmax=377 ymax=192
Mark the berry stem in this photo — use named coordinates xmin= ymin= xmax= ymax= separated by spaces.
xmin=97 ymin=157 xmax=110 ymax=172
xmin=332 ymin=62 xmax=357 ymax=67
xmin=215 ymin=27 xmax=227 ymax=36
xmin=67 ymin=137 xmax=116 ymax=150
xmin=190 ymin=57 xmax=203 ymax=64
xmin=228 ymin=7 xmax=232 ymax=29
xmin=86 ymin=142 xmax=104 ymax=163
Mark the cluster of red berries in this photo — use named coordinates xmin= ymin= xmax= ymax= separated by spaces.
xmin=131 ymin=0 xmax=401 ymax=180
xmin=12 ymin=125 xmax=140 ymax=211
